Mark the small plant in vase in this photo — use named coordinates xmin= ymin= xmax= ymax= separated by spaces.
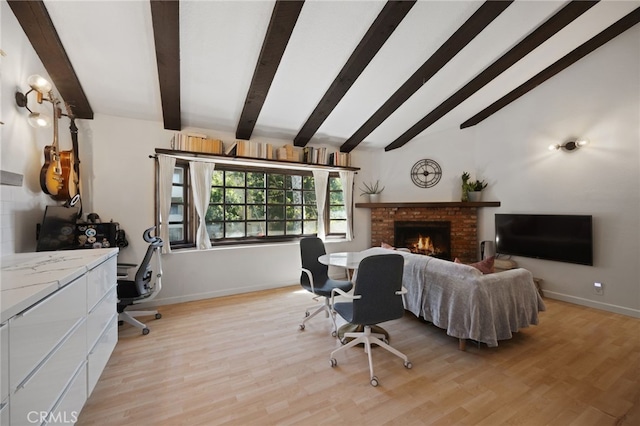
xmin=360 ymin=180 xmax=384 ymax=203
xmin=461 ymin=172 xmax=487 ymax=202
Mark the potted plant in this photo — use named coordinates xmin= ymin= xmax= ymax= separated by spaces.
xmin=360 ymin=180 xmax=384 ymax=203
xmin=461 ymin=172 xmax=487 ymax=202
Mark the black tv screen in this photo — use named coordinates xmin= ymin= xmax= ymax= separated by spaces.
xmin=495 ymin=214 xmax=593 ymax=266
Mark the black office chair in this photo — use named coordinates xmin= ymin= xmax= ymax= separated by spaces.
xmin=117 ymin=227 xmax=163 ymax=335
xmin=299 ymin=237 xmax=353 ymax=334
xmin=329 ymin=254 xmax=412 ymax=387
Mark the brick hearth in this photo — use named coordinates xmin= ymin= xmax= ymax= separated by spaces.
xmin=369 ymin=206 xmax=480 ymax=263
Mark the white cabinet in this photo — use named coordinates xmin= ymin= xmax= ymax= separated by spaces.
xmin=87 ymin=256 xmax=116 ymax=313
xmin=87 ymin=315 xmax=117 ymax=396
xmin=46 ymin=363 xmax=87 ymax=425
xmin=11 ymin=321 xmax=86 ymax=426
xmin=1 ymin=249 xmax=117 ymax=426
xmin=9 ymin=275 xmax=87 ymax=391
xmin=1 ymin=321 xmax=8 ymax=423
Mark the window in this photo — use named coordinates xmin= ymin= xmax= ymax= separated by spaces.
xmin=166 ymin=161 xmax=347 ymax=247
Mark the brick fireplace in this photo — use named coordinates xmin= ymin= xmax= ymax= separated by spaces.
xmin=359 ymin=202 xmax=499 ymax=263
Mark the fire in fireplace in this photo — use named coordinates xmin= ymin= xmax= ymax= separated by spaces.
xmin=394 ymin=221 xmax=452 ymax=260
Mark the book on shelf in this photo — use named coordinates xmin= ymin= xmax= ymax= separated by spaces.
xmin=303 ymin=146 xmax=328 ymax=165
xmin=224 ymin=141 xmax=237 ymax=156
xmin=328 ymin=151 xmax=351 ymax=167
xmin=171 ymin=133 xmax=223 ymax=154
xmin=169 ymin=136 xmax=352 ymax=168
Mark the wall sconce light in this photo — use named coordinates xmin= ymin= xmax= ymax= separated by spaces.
xmin=15 ymin=74 xmax=55 ymax=128
xmin=548 ymin=138 xmax=589 ymax=152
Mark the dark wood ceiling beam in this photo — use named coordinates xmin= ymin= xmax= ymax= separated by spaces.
xmin=8 ymin=0 xmax=93 ymax=119
xmin=293 ymin=0 xmax=416 ymax=148
xmin=340 ymin=0 xmax=512 ymax=153
xmin=151 ymin=0 xmax=181 ymax=131
xmin=384 ymin=0 xmax=598 ymax=152
xmin=460 ymin=7 xmax=640 ymax=129
xmin=236 ymin=0 xmax=305 ymax=140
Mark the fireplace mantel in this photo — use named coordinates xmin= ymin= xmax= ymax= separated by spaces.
xmin=355 ymin=201 xmax=500 ymax=208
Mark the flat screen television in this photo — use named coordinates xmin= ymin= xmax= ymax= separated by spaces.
xmin=495 ymin=214 xmax=593 ymax=266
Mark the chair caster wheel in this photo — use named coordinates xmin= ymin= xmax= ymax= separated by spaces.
xmin=155 ymin=313 xmax=162 ymax=319
xmin=340 ymin=338 xmax=348 ymax=345
xmin=330 ymin=358 xmax=337 ymax=368
xmin=370 ymin=376 xmax=379 ymax=387
xmin=305 ymin=311 xmax=310 ymax=318
xmin=299 ymin=324 xmax=305 ymax=331
xmin=404 ymin=361 xmax=412 ymax=369
xmin=142 ymin=328 xmax=150 ymax=335
xmin=331 ymin=330 xmax=337 ymax=337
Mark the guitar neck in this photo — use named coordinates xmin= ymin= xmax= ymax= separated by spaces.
xmin=52 ymin=103 xmax=60 ymax=150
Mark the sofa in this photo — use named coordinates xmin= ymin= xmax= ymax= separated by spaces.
xmin=360 ymin=248 xmax=546 ymax=349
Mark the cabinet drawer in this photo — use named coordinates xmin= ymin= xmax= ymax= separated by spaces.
xmin=45 ymin=362 xmax=87 ymax=425
xmin=11 ymin=320 xmax=86 ymax=426
xmin=1 ymin=321 xmax=8 ymax=402
xmin=87 ymin=256 xmax=117 ymax=312
xmin=88 ymin=315 xmax=117 ymax=396
xmin=87 ymin=285 xmax=116 ymax=350
xmin=9 ymin=276 xmax=87 ymax=390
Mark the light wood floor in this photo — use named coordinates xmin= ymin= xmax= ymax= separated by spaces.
xmin=78 ymin=286 xmax=640 ymax=426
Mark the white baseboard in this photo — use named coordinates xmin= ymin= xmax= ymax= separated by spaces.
xmin=131 ymin=272 xmax=349 ymax=310
xmin=132 ymin=281 xmax=297 ymax=309
xmin=543 ymin=290 xmax=640 ymax=318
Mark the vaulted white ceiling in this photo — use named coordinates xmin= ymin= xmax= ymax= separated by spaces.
xmin=20 ymin=0 xmax=640 ymax=151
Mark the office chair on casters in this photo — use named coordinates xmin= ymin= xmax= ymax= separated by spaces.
xmin=329 ymin=254 xmax=412 ymax=387
xmin=117 ymin=227 xmax=163 ymax=335
xmin=299 ymin=237 xmax=352 ymax=334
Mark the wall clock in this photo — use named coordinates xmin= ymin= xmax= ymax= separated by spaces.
xmin=410 ymin=159 xmax=442 ymax=188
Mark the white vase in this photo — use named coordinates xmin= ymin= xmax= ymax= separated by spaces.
xmin=468 ymin=191 xmax=482 ymax=202
xmin=368 ymin=193 xmax=381 ymax=203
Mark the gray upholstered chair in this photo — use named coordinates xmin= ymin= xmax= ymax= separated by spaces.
xmin=329 ymin=254 xmax=412 ymax=386
xmin=299 ymin=237 xmax=352 ymax=334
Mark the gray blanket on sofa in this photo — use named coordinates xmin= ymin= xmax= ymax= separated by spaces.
xmin=361 ymin=248 xmax=546 ymax=347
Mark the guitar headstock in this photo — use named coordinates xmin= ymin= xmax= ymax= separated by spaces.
xmin=64 ymin=102 xmax=75 ymax=119
xmin=64 ymin=102 xmax=78 ymax=131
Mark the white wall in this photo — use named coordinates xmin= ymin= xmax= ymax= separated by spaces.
xmin=87 ymin=115 xmax=370 ymax=304
xmin=368 ymin=25 xmax=640 ymax=317
xmin=1 ymin=1 xmax=74 ymax=255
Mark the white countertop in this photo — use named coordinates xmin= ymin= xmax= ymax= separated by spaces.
xmin=1 ymin=248 xmax=118 ymax=323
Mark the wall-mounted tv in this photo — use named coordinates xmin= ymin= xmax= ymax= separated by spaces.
xmin=495 ymin=214 xmax=593 ymax=266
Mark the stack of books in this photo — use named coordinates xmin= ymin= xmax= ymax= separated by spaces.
xmin=224 ymin=140 xmax=275 ymax=159
xmin=302 ymin=147 xmax=328 ymax=165
xmin=328 ymin=151 xmax=351 ymax=167
xmin=275 ymin=144 xmax=301 ymax=162
xmin=171 ymin=133 xmax=223 ymax=154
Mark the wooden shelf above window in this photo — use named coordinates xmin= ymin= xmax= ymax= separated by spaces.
xmin=355 ymin=201 xmax=500 ymax=208
xmin=155 ymin=148 xmax=360 ymax=172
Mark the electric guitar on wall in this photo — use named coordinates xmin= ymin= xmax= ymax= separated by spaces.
xmin=56 ymin=103 xmax=80 ymax=201
xmin=39 ymin=99 xmax=64 ymax=196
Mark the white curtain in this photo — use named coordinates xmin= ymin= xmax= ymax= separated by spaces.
xmin=339 ymin=170 xmax=354 ymax=241
xmin=189 ymin=161 xmax=216 ymax=249
xmin=157 ymin=154 xmax=176 ymax=254
xmin=312 ymin=170 xmax=329 ymax=240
